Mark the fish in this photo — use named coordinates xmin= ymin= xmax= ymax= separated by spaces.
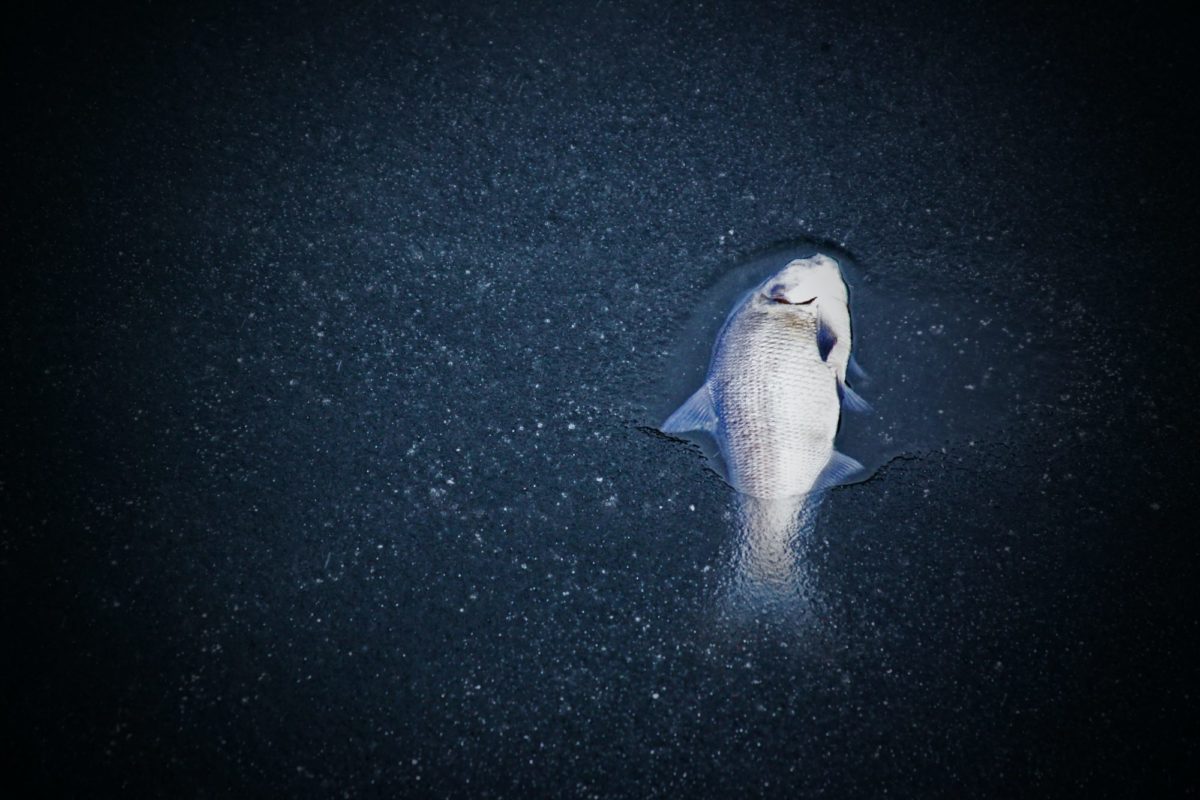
xmin=660 ymin=254 xmax=866 ymax=499
xmin=770 ymin=253 xmax=871 ymax=412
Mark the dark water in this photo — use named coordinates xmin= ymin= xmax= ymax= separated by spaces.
xmin=5 ymin=1 xmax=1197 ymax=797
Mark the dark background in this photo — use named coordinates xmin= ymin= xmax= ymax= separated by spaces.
xmin=4 ymin=1 xmax=1197 ymax=797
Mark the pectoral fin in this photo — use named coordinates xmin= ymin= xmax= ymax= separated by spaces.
xmin=848 ymin=354 xmax=868 ymax=382
xmin=837 ymin=381 xmax=873 ymax=414
xmin=661 ymin=383 xmax=717 ymax=434
xmin=816 ymin=321 xmax=836 ymax=362
xmin=812 ymin=450 xmax=866 ymax=493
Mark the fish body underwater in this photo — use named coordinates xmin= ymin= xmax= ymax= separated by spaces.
xmin=661 ymin=255 xmax=866 ymax=499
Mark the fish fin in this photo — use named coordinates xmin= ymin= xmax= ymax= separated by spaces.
xmin=837 ymin=381 xmax=873 ymax=414
xmin=848 ymin=354 xmax=868 ymax=382
xmin=661 ymin=383 xmax=717 ymax=434
xmin=816 ymin=321 xmax=836 ymax=362
xmin=813 ymin=451 xmax=866 ymax=493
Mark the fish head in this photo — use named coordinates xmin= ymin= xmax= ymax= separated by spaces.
xmin=756 ymin=255 xmax=848 ymax=312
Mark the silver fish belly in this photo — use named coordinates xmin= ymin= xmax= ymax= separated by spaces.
xmin=661 ymin=278 xmax=863 ymax=499
xmin=711 ymin=305 xmax=840 ymax=498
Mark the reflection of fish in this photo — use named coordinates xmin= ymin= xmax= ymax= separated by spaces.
xmin=730 ymin=494 xmax=818 ymax=591
xmin=713 ymin=493 xmax=829 ymax=622
xmin=661 ymin=255 xmax=864 ymax=498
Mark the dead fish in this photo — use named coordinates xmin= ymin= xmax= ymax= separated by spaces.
xmin=661 ymin=255 xmax=866 ymax=498
xmin=767 ymin=254 xmax=870 ymax=412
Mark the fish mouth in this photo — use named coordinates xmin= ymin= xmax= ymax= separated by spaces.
xmin=765 ymin=293 xmax=817 ymax=305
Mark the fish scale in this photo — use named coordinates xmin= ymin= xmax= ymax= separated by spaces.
xmin=710 ymin=304 xmax=840 ymax=498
